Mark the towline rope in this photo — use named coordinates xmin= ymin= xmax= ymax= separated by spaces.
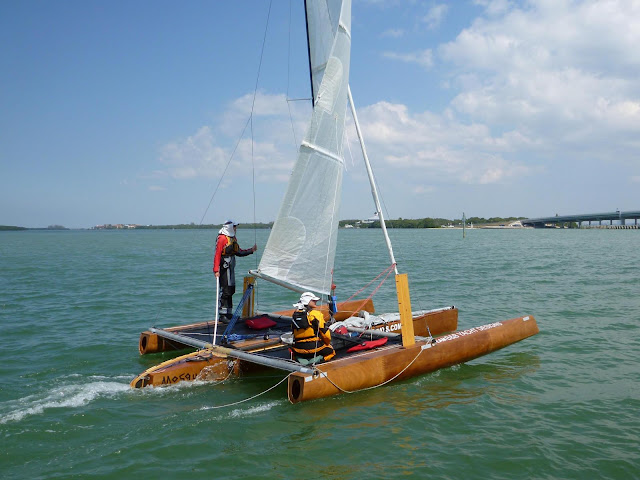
xmin=203 ymin=373 xmax=292 ymax=410
xmin=320 ymin=344 xmax=427 ymax=395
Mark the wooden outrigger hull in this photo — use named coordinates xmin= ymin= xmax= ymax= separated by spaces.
xmin=130 ymin=306 xmax=459 ymax=389
xmin=287 ymin=315 xmax=538 ymax=403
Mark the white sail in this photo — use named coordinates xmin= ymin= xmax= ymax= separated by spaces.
xmin=306 ymin=0 xmax=344 ymax=102
xmin=252 ymin=0 xmax=351 ymax=295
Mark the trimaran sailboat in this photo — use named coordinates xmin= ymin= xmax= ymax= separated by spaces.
xmin=131 ymin=0 xmax=538 ymax=403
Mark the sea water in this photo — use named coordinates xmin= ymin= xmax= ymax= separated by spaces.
xmin=1 ymin=228 xmax=638 ymax=479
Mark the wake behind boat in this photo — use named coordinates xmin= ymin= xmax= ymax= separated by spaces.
xmin=131 ymin=0 xmax=538 ymax=402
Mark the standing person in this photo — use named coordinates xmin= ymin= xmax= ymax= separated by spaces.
xmin=291 ymin=292 xmax=335 ymax=364
xmin=213 ymin=220 xmax=257 ymax=322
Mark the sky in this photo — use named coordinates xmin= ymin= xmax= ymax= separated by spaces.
xmin=1 ymin=0 xmax=639 ymax=229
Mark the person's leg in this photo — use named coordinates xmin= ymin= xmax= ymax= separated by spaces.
xmin=219 ymin=268 xmax=235 ymax=320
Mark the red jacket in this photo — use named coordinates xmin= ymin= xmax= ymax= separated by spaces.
xmin=213 ymin=235 xmax=253 ymax=273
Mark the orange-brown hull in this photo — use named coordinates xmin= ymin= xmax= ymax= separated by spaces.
xmin=130 ymin=350 xmax=230 ymax=389
xmin=287 ymin=315 xmax=538 ymax=403
xmin=130 ymin=306 xmax=459 ymax=388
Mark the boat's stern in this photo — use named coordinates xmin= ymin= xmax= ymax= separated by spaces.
xmin=130 ymin=349 xmax=233 ymax=388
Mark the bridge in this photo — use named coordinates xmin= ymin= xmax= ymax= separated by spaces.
xmin=522 ymin=210 xmax=640 ymax=229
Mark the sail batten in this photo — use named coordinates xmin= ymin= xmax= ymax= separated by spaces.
xmin=256 ymin=0 xmax=351 ymax=296
xmin=300 ymin=141 xmax=343 ymax=164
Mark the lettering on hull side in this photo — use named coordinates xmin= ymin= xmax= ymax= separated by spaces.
xmin=382 ymin=323 xmax=402 ymax=333
xmin=436 ymin=322 xmax=502 ymax=344
xmin=161 ymin=372 xmax=198 ymax=385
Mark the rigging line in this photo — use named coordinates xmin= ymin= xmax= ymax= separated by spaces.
xmin=344 ymin=263 xmax=396 ymax=302
xmin=364 ymin=151 xmax=429 ymax=312
xmin=203 ymin=373 xmax=291 ymax=410
xmin=356 ymin=130 xmax=430 ymax=314
xmin=249 ymin=0 xmax=273 ymax=118
xmin=198 ymin=117 xmax=252 ymax=225
xmin=286 ymin=96 xmax=299 ymax=153
xmin=303 ymin=0 xmax=315 ymax=105
xmin=287 ymin=0 xmax=292 ymax=99
xmin=321 ymin=345 xmax=427 ymax=394
xmin=246 ymin=0 xmax=273 ymax=312
xmin=286 ymin=0 xmax=299 ymax=153
xmin=348 ymin=264 xmax=396 ymax=316
xmin=343 ymin=123 xmax=355 ymax=172
xmin=373 ymin=170 xmax=429 ymax=313
xmin=250 ymin=0 xmax=273 ymax=237
xmin=321 ymin=142 xmax=343 ymax=298
xmin=251 ymin=113 xmax=257 ymax=263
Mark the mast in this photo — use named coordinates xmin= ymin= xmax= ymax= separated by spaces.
xmin=347 ymin=86 xmax=398 ymax=275
xmin=348 ymin=85 xmax=415 ymax=347
xmin=303 ymin=0 xmax=315 ymax=105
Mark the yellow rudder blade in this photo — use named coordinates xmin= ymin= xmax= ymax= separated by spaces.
xmin=395 ymin=273 xmax=415 ymax=347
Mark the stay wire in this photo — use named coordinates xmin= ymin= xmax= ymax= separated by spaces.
xmin=199 ymin=1 xmax=271 ymax=227
xmin=357 ymin=128 xmax=429 ymax=313
xmin=348 ymin=264 xmax=396 ymax=318
xmin=247 ymin=0 xmax=273 ymax=309
xmin=198 ymin=117 xmax=251 ymax=226
xmin=345 ymin=263 xmax=396 ymax=302
xmin=286 ymin=2 xmax=300 ymax=153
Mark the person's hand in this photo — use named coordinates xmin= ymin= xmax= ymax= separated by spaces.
xmin=252 ymin=244 xmax=257 ymax=252
xmin=215 ymin=271 xmax=220 ymax=278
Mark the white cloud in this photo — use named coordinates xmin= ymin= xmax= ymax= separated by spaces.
xmin=382 ymin=49 xmax=433 ymax=68
xmin=439 ymin=0 xmax=640 ymax=143
xmin=153 ymin=0 xmax=640 ymax=216
xmin=350 ymin=101 xmax=534 ymax=185
xmin=159 ymin=126 xmax=229 ymax=179
xmin=412 ymin=185 xmax=436 ymax=194
xmin=423 ymin=4 xmax=449 ymax=29
xmin=381 ymin=28 xmax=404 ymax=38
xmin=473 ymin=0 xmax=513 ymax=17
xmin=156 ymin=92 xmax=309 ymax=183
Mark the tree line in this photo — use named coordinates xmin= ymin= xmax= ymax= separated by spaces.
xmin=134 ymin=222 xmax=274 ymax=230
xmin=339 ymin=216 xmax=526 ymax=229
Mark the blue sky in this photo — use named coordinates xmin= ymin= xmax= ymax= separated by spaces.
xmin=1 ymin=0 xmax=639 ymax=228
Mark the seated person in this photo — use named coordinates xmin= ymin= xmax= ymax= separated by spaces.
xmin=291 ymin=292 xmax=335 ymax=364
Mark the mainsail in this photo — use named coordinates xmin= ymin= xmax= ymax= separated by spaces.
xmin=252 ymin=0 xmax=352 ymax=295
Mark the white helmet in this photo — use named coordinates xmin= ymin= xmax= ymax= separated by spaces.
xmin=298 ymin=291 xmax=320 ymax=307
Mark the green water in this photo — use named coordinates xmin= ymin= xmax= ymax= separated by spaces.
xmin=1 ymin=228 xmax=638 ymax=479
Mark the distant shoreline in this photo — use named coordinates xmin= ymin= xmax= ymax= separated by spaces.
xmin=0 ymin=225 xmax=29 ymax=231
xmin=1 ymin=216 xmax=527 ymax=231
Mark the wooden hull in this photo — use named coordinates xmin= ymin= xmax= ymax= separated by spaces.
xmin=130 ymin=306 xmax=459 ymax=388
xmin=137 ymin=298 xmax=376 ymax=354
xmin=287 ymin=315 xmax=538 ymax=403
